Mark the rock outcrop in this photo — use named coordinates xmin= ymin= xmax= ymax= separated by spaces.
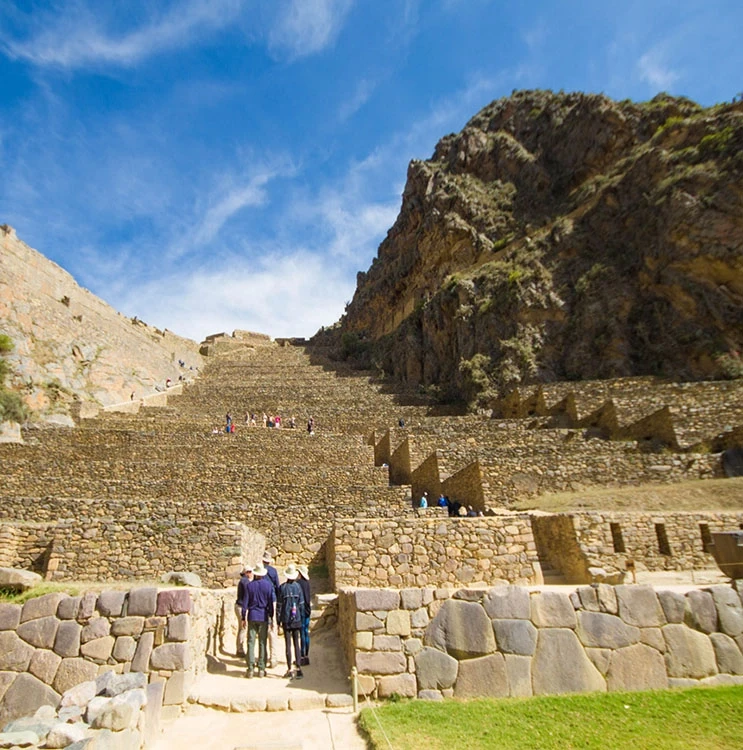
xmin=0 ymin=225 xmax=203 ymax=422
xmin=321 ymin=90 xmax=743 ymax=407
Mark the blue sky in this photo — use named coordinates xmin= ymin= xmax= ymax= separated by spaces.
xmin=1 ymin=1 xmax=741 ymax=342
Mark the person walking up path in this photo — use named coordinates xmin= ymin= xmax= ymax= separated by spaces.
xmin=277 ymin=563 xmax=306 ymax=680
xmin=242 ymin=563 xmax=274 ymax=678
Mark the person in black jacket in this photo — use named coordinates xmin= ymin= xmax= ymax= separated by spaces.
xmin=297 ymin=564 xmax=312 ymax=666
xmin=277 ymin=563 xmax=306 ymax=679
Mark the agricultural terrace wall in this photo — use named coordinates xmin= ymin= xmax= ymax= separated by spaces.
xmin=0 ymin=586 xmax=229 ymax=724
xmin=331 ymin=515 xmax=539 ymax=590
xmin=337 ymin=583 xmax=743 ymax=700
xmin=0 ymin=520 xmax=265 ymax=588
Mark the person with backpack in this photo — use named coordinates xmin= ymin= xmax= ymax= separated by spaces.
xmin=277 ymin=563 xmax=307 ymax=679
xmin=297 ymin=564 xmax=312 ymax=666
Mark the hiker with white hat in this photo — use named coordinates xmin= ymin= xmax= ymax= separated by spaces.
xmin=277 ymin=563 xmax=307 ymax=680
xmin=297 ymin=564 xmax=312 ymax=666
xmin=242 ymin=562 xmax=274 ymax=678
xmin=262 ymin=550 xmax=281 ymax=668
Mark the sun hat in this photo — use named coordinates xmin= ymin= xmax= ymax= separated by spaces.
xmin=298 ymin=564 xmax=310 ymax=580
xmin=284 ymin=563 xmax=299 ymax=580
xmin=253 ymin=563 xmax=267 ymax=577
xmin=262 ymin=551 xmax=273 ymax=564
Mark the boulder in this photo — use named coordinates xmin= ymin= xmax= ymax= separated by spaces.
xmin=710 ymin=633 xmax=743 ymax=674
xmin=575 ymin=611 xmax=640 ymax=649
xmin=46 ymin=722 xmax=88 ymax=749
xmin=17 ymin=615 xmax=59 ymax=649
xmin=414 ymin=647 xmax=458 ymax=690
xmin=53 ymin=658 xmax=98 ymax=695
xmin=454 ymin=654 xmax=508 ymax=698
xmin=483 ymin=586 xmax=530 ymax=620
xmin=605 ymin=643 xmax=668 ymax=691
xmin=160 ymin=572 xmax=202 ymax=588
xmin=60 ymin=679 xmax=97 ymax=708
xmin=530 ymin=592 xmax=577 ymax=628
xmin=0 ymin=603 xmax=21 ymax=631
xmin=54 ymin=620 xmax=82 ymax=658
xmin=424 ymin=599 xmax=496 ymax=659
xmin=615 ymin=585 xmax=665 ymax=627
xmin=492 ymin=619 xmax=537 ymax=655
xmin=684 ymin=590 xmax=718 ymax=634
xmin=97 ymin=672 xmax=147 ymax=698
xmin=156 ymin=590 xmax=192 ymax=616
xmin=532 ymin=629 xmax=606 ymax=695
xmin=0 ymin=673 xmax=60 ymax=726
xmin=0 ymin=568 xmax=41 ymax=593
xmin=91 ymin=689 xmax=146 ymax=731
xmin=663 ymin=624 xmax=717 ymax=679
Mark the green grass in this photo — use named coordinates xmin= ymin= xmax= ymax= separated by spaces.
xmin=0 ymin=582 xmax=83 ymax=604
xmin=358 ymin=687 xmax=743 ymax=750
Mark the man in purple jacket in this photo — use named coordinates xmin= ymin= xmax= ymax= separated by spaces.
xmin=242 ymin=563 xmax=275 ymax=678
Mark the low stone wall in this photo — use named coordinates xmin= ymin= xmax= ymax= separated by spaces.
xmin=338 ymin=582 xmax=743 ymax=699
xmin=533 ymin=511 xmax=743 ymax=582
xmin=0 ymin=520 xmax=264 ymax=589
xmin=0 ymin=586 xmax=224 ymax=726
xmin=331 ymin=516 xmax=540 ymax=589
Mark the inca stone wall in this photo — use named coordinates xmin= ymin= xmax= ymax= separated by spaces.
xmin=338 ymin=583 xmax=743 ymax=700
xmin=331 ymin=515 xmax=539 ymax=589
xmin=533 ymin=511 xmax=743 ymax=583
xmin=0 ymin=586 xmax=227 ymax=725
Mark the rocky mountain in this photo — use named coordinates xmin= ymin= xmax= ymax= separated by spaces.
xmin=317 ymin=90 xmax=743 ymax=407
xmin=0 ymin=225 xmax=203 ymax=424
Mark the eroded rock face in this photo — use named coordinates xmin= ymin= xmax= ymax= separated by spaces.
xmin=321 ymin=91 xmax=743 ymax=404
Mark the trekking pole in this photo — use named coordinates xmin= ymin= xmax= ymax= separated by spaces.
xmin=351 ymin=666 xmax=358 ymax=713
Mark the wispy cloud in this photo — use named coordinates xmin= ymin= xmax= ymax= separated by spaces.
xmin=0 ymin=0 xmax=242 ymax=69
xmin=268 ymin=0 xmax=354 ymax=60
xmin=637 ymin=47 xmax=680 ymax=90
xmin=338 ymin=78 xmax=378 ymax=122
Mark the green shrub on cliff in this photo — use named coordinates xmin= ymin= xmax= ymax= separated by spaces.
xmin=0 ymin=333 xmax=28 ymax=424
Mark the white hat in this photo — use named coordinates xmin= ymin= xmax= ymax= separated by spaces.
xmin=262 ymin=550 xmax=273 ymax=563
xmin=284 ymin=564 xmax=299 ymax=580
xmin=298 ymin=564 xmax=310 ymax=580
xmin=253 ymin=563 xmax=267 ymax=577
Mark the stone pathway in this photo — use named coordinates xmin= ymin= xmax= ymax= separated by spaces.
xmin=153 ymin=628 xmax=369 ymax=749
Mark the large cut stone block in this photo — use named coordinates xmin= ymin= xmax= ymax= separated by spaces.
xmin=386 ymin=610 xmax=411 ymax=636
xmin=530 ymin=592 xmax=577 ymax=628
xmin=483 ymin=586 xmax=530 ymax=620
xmin=113 ymin=636 xmax=137 ymax=662
xmin=492 ymin=619 xmax=537 ymax=655
xmin=156 ymin=590 xmax=192 ymax=616
xmin=81 ymin=617 xmax=111 ymax=643
xmin=710 ymin=633 xmax=743 ymax=675
xmin=150 ymin=642 xmax=191 ymax=671
xmin=111 ymin=616 xmax=145 ymax=637
xmin=96 ymin=591 xmax=126 ymax=618
xmin=356 ymin=612 xmax=384 ymax=631
xmin=684 ymin=590 xmax=718 ymax=634
xmin=0 ymin=673 xmax=60 ymax=726
xmin=532 ymin=629 xmax=606 ymax=695
xmin=53 ymin=657 xmax=98 ymax=695
xmin=81 ymin=636 xmax=115 ymax=663
xmin=454 ymin=654 xmax=508 ymax=698
xmin=128 ymin=588 xmax=158 ymax=617
xmin=17 ymin=616 xmax=59 ymax=649
xmin=163 ymin=671 xmax=191 ymax=705
xmin=167 ymin=614 xmax=191 ymax=642
xmin=615 ymin=586 xmax=665 ymax=627
xmin=131 ymin=631 xmax=154 ymax=673
xmin=707 ymin=586 xmax=743 ymax=637
xmin=606 ymin=643 xmax=668 ymax=692
xmin=0 ymin=603 xmax=21 ymax=631
xmin=355 ymin=590 xmax=400 ymax=611
xmin=414 ymin=647 xmax=458 ymax=690
xmin=54 ymin=621 xmax=82 ymax=658
xmin=377 ymin=674 xmax=417 ymax=698
xmin=576 ymin=611 xmax=640 ymax=650
xmin=28 ymin=649 xmax=62 ymax=686
xmin=56 ymin=596 xmax=80 ymax=621
xmin=0 ymin=672 xmax=16 ymax=703
xmin=21 ymin=594 xmax=66 ymax=623
xmin=0 ymin=631 xmax=34 ymax=671
xmin=356 ymin=651 xmax=406 ymax=675
xmin=77 ymin=592 xmax=98 ymax=620
xmin=658 ymin=590 xmax=686 ymax=624
xmin=425 ymin=599 xmax=496 ymax=660
xmin=504 ymin=654 xmax=532 ymax=697
xmin=663 ymin=624 xmax=717 ymax=679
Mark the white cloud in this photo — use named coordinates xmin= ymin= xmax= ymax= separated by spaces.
xmin=637 ymin=48 xmax=680 ymax=90
xmin=338 ymin=78 xmax=377 ymax=122
xmin=0 ymin=0 xmax=242 ymax=69
xmin=268 ymin=0 xmax=354 ymax=60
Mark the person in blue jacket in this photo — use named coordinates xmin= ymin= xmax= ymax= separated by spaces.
xmin=242 ymin=563 xmax=274 ymax=678
xmin=277 ymin=564 xmax=307 ymax=680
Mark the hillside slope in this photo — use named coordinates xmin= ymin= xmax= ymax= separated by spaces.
xmin=0 ymin=225 xmax=202 ymax=423
xmin=319 ymin=90 xmax=743 ymax=407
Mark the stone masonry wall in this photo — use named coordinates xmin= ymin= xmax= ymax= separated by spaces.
xmin=0 ymin=586 xmax=216 ymax=725
xmin=338 ymin=583 xmax=743 ymax=700
xmin=332 ymin=516 xmax=540 ymax=589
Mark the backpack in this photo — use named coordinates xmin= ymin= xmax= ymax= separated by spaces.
xmin=281 ymin=583 xmax=303 ymax=629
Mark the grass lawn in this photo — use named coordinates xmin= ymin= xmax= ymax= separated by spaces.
xmin=358 ymin=686 xmax=743 ymax=750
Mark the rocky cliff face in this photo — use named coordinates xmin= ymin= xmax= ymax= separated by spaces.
xmin=320 ymin=91 xmax=743 ymax=407
xmin=0 ymin=225 xmax=203 ymax=423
